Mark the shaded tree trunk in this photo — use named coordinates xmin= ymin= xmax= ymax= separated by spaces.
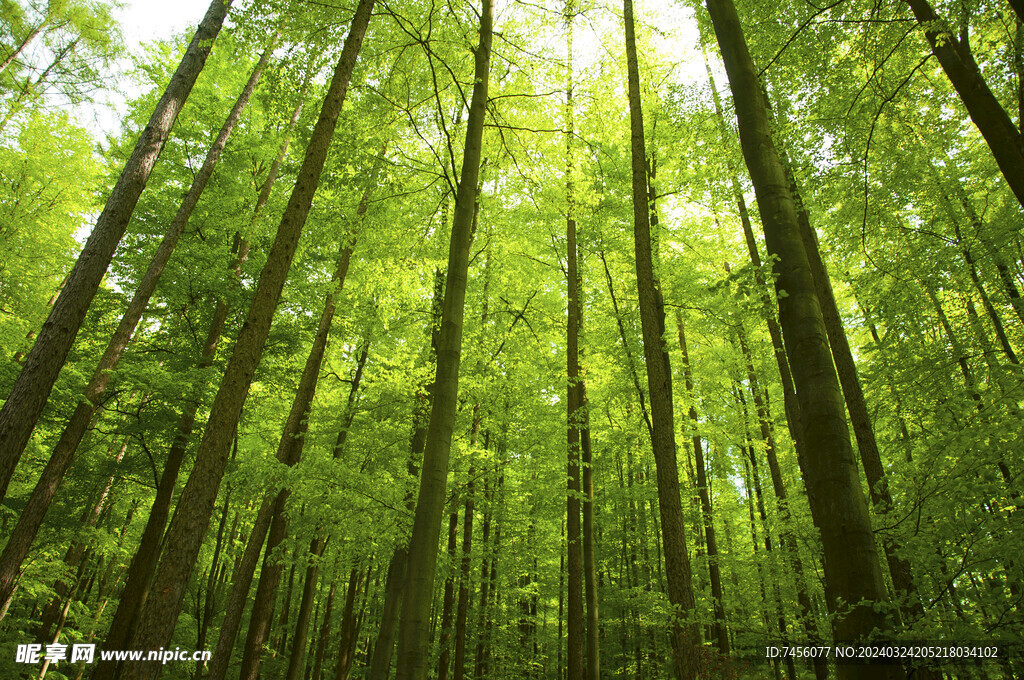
xmin=623 ymin=2 xmax=701 ymax=677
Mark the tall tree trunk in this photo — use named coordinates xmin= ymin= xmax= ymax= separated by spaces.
xmin=286 ymin=535 xmax=327 ymax=680
xmin=0 ymin=0 xmax=232 ymax=501
xmin=703 ymin=0 xmax=902 ymax=676
xmin=333 ymin=567 xmax=365 ymax=680
xmin=473 ymin=475 xmax=494 ymax=680
xmin=735 ymin=325 xmax=826 ymax=680
xmin=368 ymin=270 xmax=445 ymax=680
xmin=564 ymin=9 xmax=593 ymax=679
xmin=120 ymin=6 xmax=374 ymax=677
xmin=623 ymin=1 xmax=702 ymax=677
xmin=394 ymin=0 xmax=492 ymax=676
xmin=311 ymin=579 xmax=338 ymax=680
xmin=0 ymin=35 xmax=273 ymax=615
xmin=675 ymin=314 xmax=728 ymax=654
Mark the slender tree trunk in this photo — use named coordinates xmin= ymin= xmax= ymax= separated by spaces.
xmin=675 ymin=314 xmax=728 ymax=654
xmin=0 ymin=0 xmax=233 ymax=501
xmin=368 ymin=271 xmax=444 ymax=680
xmin=394 ymin=1 xmax=492 ymax=675
xmin=703 ymin=1 xmax=901 ymax=677
xmin=238 ymin=148 xmax=379 ymax=679
xmin=311 ymin=580 xmax=338 ymax=680
xmin=237 ymin=293 xmax=367 ymax=680
xmin=735 ymin=326 xmax=826 ymax=679
xmin=333 ymin=567 xmax=364 ymax=680
xmin=453 ymin=467 xmax=475 ymax=680
xmin=437 ymin=509 xmax=459 ymax=680
xmin=120 ymin=6 xmax=374 ymax=677
xmin=286 ymin=535 xmax=327 ymax=680
xmin=623 ymin=2 xmax=701 ymax=677
xmin=0 ymin=35 xmax=273 ymax=617
xmin=564 ymin=10 xmax=593 ymax=678
xmin=473 ymin=475 xmax=493 ymax=680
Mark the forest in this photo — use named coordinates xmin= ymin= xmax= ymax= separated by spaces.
xmin=0 ymin=0 xmax=1022 ymax=678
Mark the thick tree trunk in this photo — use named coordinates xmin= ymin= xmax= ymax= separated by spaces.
xmin=394 ymin=1 xmax=492 ymax=676
xmin=703 ymin=0 xmax=901 ymax=676
xmin=701 ymin=40 xmax=811 ymax=478
xmin=0 ymin=36 xmax=272 ymax=618
xmin=623 ymin=1 xmax=702 ymax=677
xmin=120 ymin=6 xmax=374 ymax=677
xmin=0 ymin=0 xmax=232 ymax=501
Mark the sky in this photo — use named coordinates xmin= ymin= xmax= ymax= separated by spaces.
xmin=116 ymin=0 xmax=215 ymax=54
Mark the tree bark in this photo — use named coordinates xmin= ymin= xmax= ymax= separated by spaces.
xmin=394 ymin=0 xmax=492 ymax=675
xmin=0 ymin=0 xmax=233 ymax=502
xmin=703 ymin=1 xmax=901 ymax=676
xmin=623 ymin=2 xmax=702 ymax=677
xmin=333 ymin=567 xmax=364 ymax=680
xmin=310 ymin=579 xmax=337 ymax=680
xmin=119 ymin=6 xmax=374 ymax=677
